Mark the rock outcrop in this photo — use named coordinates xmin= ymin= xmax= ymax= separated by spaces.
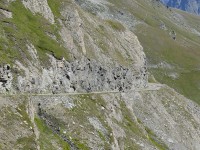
xmin=0 ymin=64 xmax=12 ymax=92
xmin=14 ymin=55 xmax=147 ymax=94
xmin=0 ymin=8 xmax=12 ymax=18
xmin=22 ymin=0 xmax=55 ymax=24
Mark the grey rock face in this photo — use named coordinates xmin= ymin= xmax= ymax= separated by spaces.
xmin=0 ymin=64 xmax=12 ymax=92
xmin=13 ymin=56 xmax=147 ymax=94
xmin=22 ymin=0 xmax=55 ymax=24
xmin=0 ymin=8 xmax=12 ymax=18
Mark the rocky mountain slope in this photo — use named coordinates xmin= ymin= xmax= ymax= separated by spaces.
xmin=162 ymin=0 xmax=200 ymax=15
xmin=0 ymin=0 xmax=200 ymax=150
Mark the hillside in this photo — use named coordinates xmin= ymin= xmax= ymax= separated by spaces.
xmin=132 ymin=0 xmax=200 ymax=104
xmin=0 ymin=0 xmax=200 ymax=150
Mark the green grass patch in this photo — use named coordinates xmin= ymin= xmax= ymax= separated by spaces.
xmin=72 ymin=138 xmax=89 ymax=150
xmin=106 ymin=20 xmax=125 ymax=32
xmin=16 ymin=136 xmax=36 ymax=150
xmin=35 ymin=117 xmax=71 ymax=150
xmin=145 ymin=127 xmax=168 ymax=150
xmin=0 ymin=0 xmax=70 ymax=65
xmin=120 ymin=102 xmax=143 ymax=136
xmin=151 ymin=69 xmax=200 ymax=104
xmin=17 ymin=100 xmax=33 ymax=127
xmin=119 ymin=102 xmax=145 ymax=149
xmin=47 ymin=0 xmax=62 ymax=18
xmin=97 ymin=130 xmax=106 ymax=141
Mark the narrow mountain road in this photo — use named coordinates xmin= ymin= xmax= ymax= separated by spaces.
xmin=0 ymin=84 xmax=164 ymax=96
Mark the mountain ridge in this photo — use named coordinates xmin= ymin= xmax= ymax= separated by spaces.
xmin=161 ymin=0 xmax=200 ymax=15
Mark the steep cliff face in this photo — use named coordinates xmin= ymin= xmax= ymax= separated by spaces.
xmin=162 ymin=0 xmax=200 ymax=15
xmin=0 ymin=0 xmax=147 ymax=94
xmin=14 ymin=56 xmax=147 ymax=94
xmin=0 ymin=0 xmax=200 ymax=150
